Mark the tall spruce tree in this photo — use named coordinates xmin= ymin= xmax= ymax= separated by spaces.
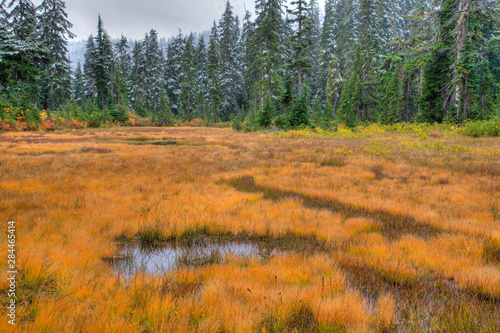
xmin=73 ymin=61 xmax=84 ymax=105
xmin=194 ymin=35 xmax=208 ymax=119
xmin=180 ymin=33 xmax=195 ymax=119
xmin=242 ymin=9 xmax=258 ymax=114
xmin=306 ymin=0 xmax=321 ymax=96
xmin=114 ymin=35 xmax=131 ymax=107
xmin=93 ymin=15 xmax=114 ymax=109
xmin=207 ymin=22 xmax=222 ymax=122
xmin=165 ymin=30 xmax=184 ymax=115
xmin=418 ymin=0 xmax=457 ymax=122
xmin=251 ymin=0 xmax=285 ymax=108
xmin=287 ymin=0 xmax=312 ymax=97
xmin=4 ymin=0 xmax=48 ymax=105
xmin=130 ymin=40 xmax=147 ymax=116
xmin=218 ymin=1 xmax=241 ymax=120
xmin=144 ymin=29 xmax=165 ymax=115
xmin=36 ymin=0 xmax=75 ymax=110
xmin=7 ymin=0 xmax=37 ymax=41
xmin=319 ymin=0 xmax=337 ymax=98
xmin=82 ymin=35 xmax=97 ymax=102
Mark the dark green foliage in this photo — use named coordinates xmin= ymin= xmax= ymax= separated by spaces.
xmin=460 ymin=117 xmax=500 ymax=137
xmin=418 ymin=0 xmax=457 ymax=123
xmin=273 ymin=114 xmax=290 ymax=130
xmin=181 ymin=33 xmax=195 ymax=119
xmin=207 ymin=22 xmax=222 ymax=122
xmin=87 ymin=108 xmax=111 ymax=128
xmin=1 ymin=0 xmax=499 ymax=130
xmin=93 ymin=15 xmax=113 ymax=109
xmin=37 ymin=0 xmax=75 ymax=110
xmin=250 ymin=0 xmax=285 ymax=106
xmin=110 ymin=105 xmax=129 ymax=123
xmin=288 ymin=94 xmax=310 ymax=128
xmin=257 ymin=99 xmax=273 ymax=128
xmin=377 ymin=53 xmax=403 ymax=124
xmin=287 ymin=0 xmax=313 ymax=97
xmin=25 ymin=106 xmax=40 ymax=129
xmin=154 ymin=91 xmax=172 ymax=126
xmin=231 ymin=113 xmax=242 ymax=131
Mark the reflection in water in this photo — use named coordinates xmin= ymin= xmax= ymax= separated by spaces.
xmin=110 ymin=239 xmax=279 ymax=276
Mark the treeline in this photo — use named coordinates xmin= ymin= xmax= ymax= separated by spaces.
xmin=1 ymin=0 xmax=500 ymax=131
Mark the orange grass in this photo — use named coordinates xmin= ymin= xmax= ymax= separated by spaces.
xmin=0 ymin=127 xmax=499 ymax=332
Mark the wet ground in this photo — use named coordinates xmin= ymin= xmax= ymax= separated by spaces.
xmin=108 ymin=238 xmax=280 ymax=276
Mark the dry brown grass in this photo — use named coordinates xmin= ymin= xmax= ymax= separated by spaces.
xmin=0 ymin=127 xmax=499 ymax=332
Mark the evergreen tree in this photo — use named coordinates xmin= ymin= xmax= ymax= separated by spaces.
xmin=144 ymin=29 xmax=165 ymax=115
xmin=377 ymin=52 xmax=403 ymax=123
xmin=305 ymin=0 xmax=321 ymax=96
xmin=165 ymin=30 xmax=184 ymax=115
xmin=318 ymin=0 xmax=337 ymax=97
xmin=324 ymin=55 xmax=342 ymax=115
xmin=288 ymin=93 xmax=310 ymax=127
xmin=335 ymin=0 xmax=359 ymax=70
xmin=287 ymin=0 xmax=313 ymax=97
xmin=250 ymin=0 xmax=285 ymax=108
xmin=93 ymin=15 xmax=114 ymax=109
xmin=180 ymin=33 xmax=195 ymax=119
xmin=338 ymin=46 xmax=362 ymax=125
xmin=418 ymin=0 xmax=457 ymax=122
xmin=194 ymin=35 xmax=208 ymax=119
xmin=114 ymin=35 xmax=131 ymax=107
xmin=73 ymin=61 xmax=84 ymax=105
xmin=3 ymin=0 xmax=47 ymax=106
xmin=207 ymin=22 xmax=222 ymax=122
xmin=7 ymin=0 xmax=36 ymax=41
xmin=242 ymin=9 xmax=258 ymax=114
xmin=453 ymin=0 xmax=499 ymax=120
xmin=83 ymin=35 xmax=97 ymax=102
xmin=218 ymin=1 xmax=241 ymax=120
xmin=36 ymin=0 xmax=75 ymax=110
xmin=130 ymin=40 xmax=147 ymax=116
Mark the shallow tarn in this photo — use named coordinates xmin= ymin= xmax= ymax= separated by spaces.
xmin=106 ymin=238 xmax=281 ymax=276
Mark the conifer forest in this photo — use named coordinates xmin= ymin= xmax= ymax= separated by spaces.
xmin=1 ymin=0 xmax=500 ymax=130
xmin=3 ymin=1 xmax=500 ymax=332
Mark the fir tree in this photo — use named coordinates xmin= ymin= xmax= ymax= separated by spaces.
xmin=93 ymin=15 xmax=114 ymax=109
xmin=194 ymin=35 xmax=208 ymax=119
xmin=377 ymin=52 xmax=403 ymax=123
xmin=288 ymin=93 xmax=310 ymax=127
xmin=218 ymin=1 xmax=241 ymax=120
xmin=287 ymin=0 xmax=313 ymax=97
xmin=319 ymin=0 xmax=337 ymax=97
xmin=324 ymin=55 xmax=342 ymax=115
xmin=207 ymin=22 xmax=222 ymax=122
xmin=242 ymin=9 xmax=258 ymax=114
xmin=180 ymin=33 xmax=195 ymax=119
xmin=335 ymin=0 xmax=359 ymax=70
xmin=114 ymin=35 xmax=131 ymax=107
xmin=36 ymin=0 xmax=75 ymax=110
xmin=83 ymin=35 xmax=97 ymax=102
xmin=165 ymin=30 xmax=184 ymax=115
xmin=7 ymin=0 xmax=37 ymax=41
xmin=418 ymin=0 xmax=457 ymax=122
xmin=73 ymin=61 xmax=84 ymax=105
xmin=305 ymin=0 xmax=321 ymax=95
xmin=251 ymin=0 xmax=285 ymax=107
xmin=144 ymin=29 xmax=165 ymax=115
xmin=3 ymin=0 xmax=48 ymax=106
xmin=130 ymin=40 xmax=147 ymax=116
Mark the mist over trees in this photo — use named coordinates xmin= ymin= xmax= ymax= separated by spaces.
xmin=1 ymin=0 xmax=500 ymax=128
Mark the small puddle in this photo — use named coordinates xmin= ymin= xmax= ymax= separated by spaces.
xmin=107 ymin=238 xmax=280 ymax=276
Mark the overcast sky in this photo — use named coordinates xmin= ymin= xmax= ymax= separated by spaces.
xmin=32 ymin=0 xmax=326 ymax=41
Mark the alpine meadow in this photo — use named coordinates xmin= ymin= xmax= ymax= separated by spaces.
xmin=1 ymin=0 xmax=500 ymax=332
